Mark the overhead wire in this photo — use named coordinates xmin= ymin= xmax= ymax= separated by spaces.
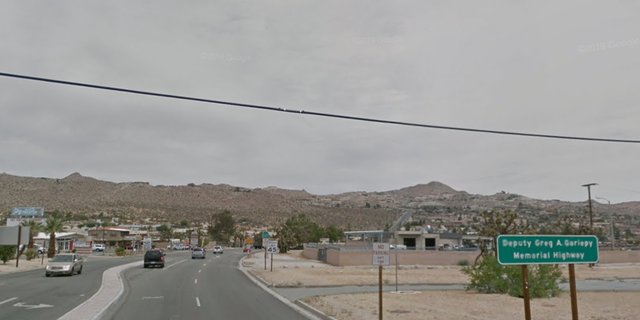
xmin=1 ymin=71 xmax=639 ymax=144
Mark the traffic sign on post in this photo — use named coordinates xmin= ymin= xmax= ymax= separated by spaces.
xmin=262 ymin=231 xmax=270 ymax=238
xmin=372 ymin=242 xmax=390 ymax=266
xmin=267 ymin=240 xmax=279 ymax=253
xmin=497 ymin=235 xmax=599 ymax=265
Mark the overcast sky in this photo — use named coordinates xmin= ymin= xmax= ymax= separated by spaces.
xmin=1 ymin=1 xmax=640 ymax=204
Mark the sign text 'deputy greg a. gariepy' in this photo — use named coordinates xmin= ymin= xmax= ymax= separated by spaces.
xmin=497 ymin=235 xmax=599 ymax=265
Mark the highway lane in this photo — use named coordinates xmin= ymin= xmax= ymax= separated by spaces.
xmin=108 ymin=249 xmax=311 ymax=320
xmin=0 ymin=254 xmax=141 ymax=320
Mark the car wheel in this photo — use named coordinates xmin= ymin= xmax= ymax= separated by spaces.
xmin=70 ymin=268 xmax=74 ymax=276
xmin=78 ymin=266 xmax=83 ymax=275
xmin=45 ymin=273 xmax=50 ymax=277
xmin=192 ymin=257 xmax=195 ymax=259
xmin=143 ymin=265 xmax=148 ymax=268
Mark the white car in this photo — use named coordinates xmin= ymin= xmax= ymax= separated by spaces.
xmin=92 ymin=244 xmax=105 ymax=251
xmin=212 ymin=246 xmax=223 ymax=254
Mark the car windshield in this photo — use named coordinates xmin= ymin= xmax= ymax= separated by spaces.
xmin=51 ymin=255 xmax=73 ymax=262
xmin=145 ymin=251 xmax=162 ymax=258
xmin=194 ymin=248 xmax=202 ymax=251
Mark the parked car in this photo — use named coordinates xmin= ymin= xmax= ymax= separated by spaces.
xmin=212 ymin=246 xmax=223 ymax=254
xmin=45 ymin=253 xmax=84 ymax=277
xmin=390 ymin=244 xmax=407 ymax=250
xmin=93 ymin=243 xmax=105 ymax=252
xmin=144 ymin=250 xmax=165 ymax=268
xmin=191 ymin=247 xmax=205 ymax=259
xmin=243 ymin=245 xmax=252 ymax=252
xmin=19 ymin=244 xmax=46 ymax=254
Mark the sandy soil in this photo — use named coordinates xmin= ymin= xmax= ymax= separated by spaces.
xmin=244 ymin=251 xmax=640 ymax=320
xmin=244 ymin=250 xmax=640 ymax=286
xmin=0 ymin=257 xmax=50 ymax=274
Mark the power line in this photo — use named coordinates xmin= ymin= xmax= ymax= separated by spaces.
xmin=1 ymin=71 xmax=639 ymax=144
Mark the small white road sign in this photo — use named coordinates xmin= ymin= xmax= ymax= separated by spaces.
xmin=267 ymin=240 xmax=279 ymax=253
xmin=372 ymin=242 xmax=390 ymax=266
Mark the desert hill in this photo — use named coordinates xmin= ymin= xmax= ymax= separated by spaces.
xmin=1 ymin=172 xmax=638 ymax=230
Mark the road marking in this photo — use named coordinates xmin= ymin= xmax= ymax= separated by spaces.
xmin=13 ymin=302 xmax=54 ymax=310
xmin=142 ymin=296 xmax=164 ymax=300
xmin=196 ymin=297 xmax=200 ymax=307
xmin=163 ymin=259 xmax=187 ymax=270
xmin=195 ymin=279 xmax=197 ymax=284
xmin=203 ymin=264 xmax=206 ymax=267
xmin=0 ymin=297 xmax=18 ymax=305
xmin=198 ymin=269 xmax=201 ymax=273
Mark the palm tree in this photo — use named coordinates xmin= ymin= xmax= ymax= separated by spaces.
xmin=20 ymin=219 xmax=43 ymax=249
xmin=43 ymin=217 xmax=64 ymax=258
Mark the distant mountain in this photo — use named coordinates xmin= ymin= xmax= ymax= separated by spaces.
xmin=1 ymin=172 xmax=638 ymax=230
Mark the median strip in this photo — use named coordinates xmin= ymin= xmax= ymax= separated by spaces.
xmin=57 ymin=261 xmax=141 ymax=320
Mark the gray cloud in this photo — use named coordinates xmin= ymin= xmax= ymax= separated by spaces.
xmin=1 ymin=1 xmax=640 ymax=203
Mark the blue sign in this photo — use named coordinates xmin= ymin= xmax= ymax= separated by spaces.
xmin=11 ymin=207 xmax=45 ymax=216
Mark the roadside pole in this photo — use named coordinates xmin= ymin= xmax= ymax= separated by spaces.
xmin=372 ymin=242 xmax=390 ymax=320
xmin=16 ymin=226 xmax=22 ymax=268
xmin=264 ymin=247 xmax=267 ymax=270
xmin=395 ymin=246 xmax=398 ymax=292
xmin=270 ymin=252 xmax=273 ymax=272
xmin=569 ymin=264 xmax=578 ymax=320
xmin=379 ymin=265 xmax=383 ymax=320
xmin=521 ymin=265 xmax=531 ymax=320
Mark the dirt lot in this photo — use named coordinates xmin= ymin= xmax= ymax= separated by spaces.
xmin=244 ymin=251 xmax=640 ymax=320
xmin=0 ymin=257 xmax=50 ymax=274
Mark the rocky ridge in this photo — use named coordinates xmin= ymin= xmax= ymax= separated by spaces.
xmin=1 ymin=172 xmax=638 ymax=230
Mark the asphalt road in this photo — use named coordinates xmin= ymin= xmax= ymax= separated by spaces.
xmin=107 ymin=249 xmax=310 ymax=320
xmin=0 ymin=254 xmax=141 ymax=320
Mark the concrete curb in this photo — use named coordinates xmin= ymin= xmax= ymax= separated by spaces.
xmin=295 ymin=300 xmax=340 ymax=320
xmin=238 ymin=256 xmax=324 ymax=320
xmin=57 ymin=261 xmax=142 ymax=320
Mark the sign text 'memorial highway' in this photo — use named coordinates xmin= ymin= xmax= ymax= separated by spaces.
xmin=497 ymin=235 xmax=599 ymax=265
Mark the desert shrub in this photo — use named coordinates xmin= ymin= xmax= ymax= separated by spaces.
xmin=115 ymin=247 xmax=126 ymax=256
xmin=457 ymin=259 xmax=469 ymax=266
xmin=0 ymin=245 xmax=16 ymax=264
xmin=461 ymin=255 xmax=562 ymax=298
xmin=24 ymin=248 xmax=37 ymax=260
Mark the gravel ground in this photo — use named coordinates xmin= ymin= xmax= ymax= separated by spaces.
xmin=244 ymin=250 xmax=640 ymax=320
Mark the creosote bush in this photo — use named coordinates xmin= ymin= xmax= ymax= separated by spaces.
xmin=461 ymin=255 xmax=562 ymax=298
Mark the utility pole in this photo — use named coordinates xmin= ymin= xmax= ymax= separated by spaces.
xmin=582 ymin=183 xmax=597 ymax=229
xmin=582 ymin=183 xmax=597 ymax=267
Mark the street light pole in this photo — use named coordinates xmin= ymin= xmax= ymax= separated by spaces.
xmin=595 ymin=196 xmax=614 ymax=251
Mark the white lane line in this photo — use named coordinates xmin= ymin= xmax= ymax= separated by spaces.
xmin=0 ymin=297 xmax=18 ymax=305
xmin=203 ymin=264 xmax=206 ymax=267
xmin=163 ymin=259 xmax=187 ymax=270
xmin=194 ymin=279 xmax=197 ymax=284
xmin=198 ymin=270 xmax=201 ymax=273
xmin=196 ymin=297 xmax=201 ymax=307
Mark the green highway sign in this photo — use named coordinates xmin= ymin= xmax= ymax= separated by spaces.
xmin=497 ymin=235 xmax=599 ymax=265
xmin=262 ymin=231 xmax=270 ymax=238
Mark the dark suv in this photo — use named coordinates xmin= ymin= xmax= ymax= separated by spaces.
xmin=143 ymin=250 xmax=165 ymax=268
